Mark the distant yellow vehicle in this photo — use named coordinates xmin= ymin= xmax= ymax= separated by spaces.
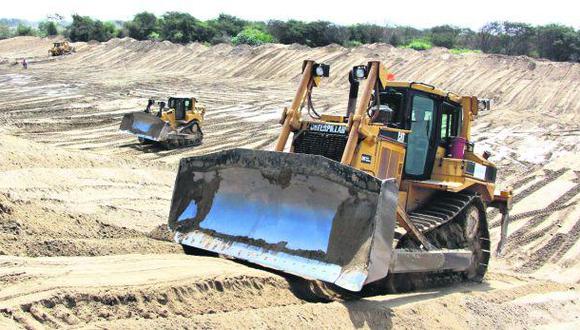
xmin=120 ymin=96 xmax=206 ymax=148
xmin=48 ymin=41 xmax=75 ymax=56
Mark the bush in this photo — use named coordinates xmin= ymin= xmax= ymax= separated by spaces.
xmin=403 ymin=39 xmax=432 ymax=50
xmin=16 ymin=24 xmax=35 ymax=36
xmin=0 ymin=24 xmax=13 ymax=39
xmin=231 ymin=28 xmax=273 ymax=46
xmin=344 ymin=40 xmax=362 ymax=48
xmin=148 ymin=31 xmax=160 ymax=41
xmin=449 ymin=48 xmax=482 ymax=54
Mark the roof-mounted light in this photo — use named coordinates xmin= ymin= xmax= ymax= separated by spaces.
xmin=312 ymin=63 xmax=330 ymax=77
xmin=352 ymin=65 xmax=368 ymax=80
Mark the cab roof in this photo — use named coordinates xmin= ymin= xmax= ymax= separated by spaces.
xmin=384 ymin=81 xmax=463 ymax=104
xmin=169 ymin=96 xmax=195 ymax=100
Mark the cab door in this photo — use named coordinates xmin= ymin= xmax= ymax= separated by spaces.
xmin=403 ymin=92 xmax=439 ymax=180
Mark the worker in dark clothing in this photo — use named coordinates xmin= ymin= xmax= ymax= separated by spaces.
xmin=157 ymin=101 xmax=166 ymax=117
xmin=22 ymin=58 xmax=28 ymax=69
xmin=145 ymin=99 xmax=155 ymax=113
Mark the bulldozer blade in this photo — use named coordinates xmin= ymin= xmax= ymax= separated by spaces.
xmin=169 ymin=149 xmax=398 ymax=292
xmin=119 ymin=112 xmax=172 ymax=142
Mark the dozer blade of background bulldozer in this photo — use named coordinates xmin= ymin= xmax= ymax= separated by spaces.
xmin=119 ymin=112 xmax=172 ymax=142
xmin=169 ymin=149 xmax=398 ymax=292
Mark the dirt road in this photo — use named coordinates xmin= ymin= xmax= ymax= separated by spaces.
xmin=0 ymin=37 xmax=578 ymax=328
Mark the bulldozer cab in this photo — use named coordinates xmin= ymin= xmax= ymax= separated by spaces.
xmin=287 ymin=63 xmax=466 ymax=182
xmin=378 ymin=83 xmax=462 ymax=180
xmin=167 ymin=97 xmax=195 ymax=120
xmin=355 ymin=81 xmax=465 ymax=180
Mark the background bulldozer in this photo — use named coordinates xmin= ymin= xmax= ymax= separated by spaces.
xmin=169 ymin=60 xmax=512 ymax=300
xmin=48 ymin=41 xmax=74 ymax=56
xmin=120 ymin=96 xmax=205 ymax=149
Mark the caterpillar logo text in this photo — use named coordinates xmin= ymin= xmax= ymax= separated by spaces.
xmin=309 ymin=123 xmax=347 ymax=134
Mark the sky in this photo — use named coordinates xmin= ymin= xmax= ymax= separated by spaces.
xmin=3 ymin=0 xmax=579 ymax=29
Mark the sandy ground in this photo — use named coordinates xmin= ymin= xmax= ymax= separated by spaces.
xmin=0 ymin=36 xmax=578 ymax=328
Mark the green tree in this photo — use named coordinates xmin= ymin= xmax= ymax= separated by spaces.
xmin=68 ymin=15 xmax=118 ymax=42
xmin=210 ymin=14 xmax=246 ymax=37
xmin=477 ymin=21 xmax=502 ymax=53
xmin=348 ymin=24 xmax=385 ymax=44
xmin=159 ymin=12 xmax=213 ymax=43
xmin=501 ymin=22 xmax=535 ymax=55
xmin=455 ymin=28 xmax=477 ymax=50
xmin=430 ymin=25 xmax=461 ymax=49
xmin=125 ymin=12 xmax=158 ymax=40
xmin=536 ymin=24 xmax=579 ymax=61
xmin=68 ymin=14 xmax=94 ymax=41
xmin=388 ymin=33 xmax=402 ymax=47
xmin=103 ymin=21 xmax=120 ymax=40
xmin=267 ymin=20 xmax=307 ymax=44
xmin=39 ymin=21 xmax=58 ymax=36
xmin=303 ymin=21 xmax=349 ymax=47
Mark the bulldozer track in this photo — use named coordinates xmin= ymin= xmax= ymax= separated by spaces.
xmin=408 ymin=192 xmax=477 ymax=233
xmin=299 ymin=194 xmax=489 ymax=301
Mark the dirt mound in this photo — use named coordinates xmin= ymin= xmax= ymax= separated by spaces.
xmin=0 ymin=254 xmax=302 ymax=328
xmin=6 ymin=275 xmax=295 ymax=328
xmin=0 ymin=190 xmax=178 ymax=257
xmin=147 ymin=224 xmax=174 ymax=242
xmin=0 ymin=134 xmax=178 ymax=257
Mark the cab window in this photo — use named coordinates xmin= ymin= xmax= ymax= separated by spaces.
xmin=370 ymin=88 xmax=406 ymax=128
xmin=440 ymin=102 xmax=462 ymax=140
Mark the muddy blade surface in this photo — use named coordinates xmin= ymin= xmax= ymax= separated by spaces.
xmin=169 ymin=149 xmax=398 ymax=291
xmin=119 ymin=112 xmax=171 ymax=142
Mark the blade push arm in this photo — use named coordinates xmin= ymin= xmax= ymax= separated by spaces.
xmin=275 ymin=60 xmax=315 ymax=151
xmin=340 ymin=61 xmax=380 ymax=165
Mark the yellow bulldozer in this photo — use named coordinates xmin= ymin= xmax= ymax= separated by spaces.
xmin=48 ymin=41 xmax=74 ymax=56
xmin=168 ymin=60 xmax=512 ymax=300
xmin=119 ymin=96 xmax=205 ymax=148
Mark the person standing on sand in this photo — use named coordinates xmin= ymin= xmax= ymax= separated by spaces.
xmin=22 ymin=58 xmax=28 ymax=69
